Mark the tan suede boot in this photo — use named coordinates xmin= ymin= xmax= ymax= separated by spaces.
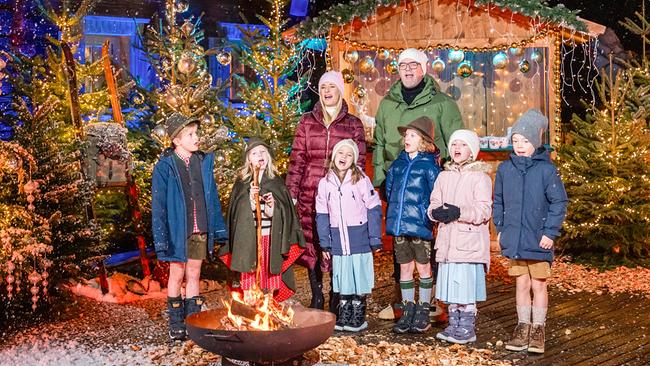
xmin=505 ymin=322 xmax=530 ymax=351
xmin=528 ymin=324 xmax=545 ymax=353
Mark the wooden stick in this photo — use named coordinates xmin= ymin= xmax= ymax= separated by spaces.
xmin=102 ymin=41 xmax=123 ymax=125
xmin=252 ymin=165 xmax=263 ymax=287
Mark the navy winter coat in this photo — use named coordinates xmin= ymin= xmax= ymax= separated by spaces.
xmin=493 ymin=148 xmax=568 ymax=263
xmin=385 ymin=150 xmax=440 ymax=240
xmin=152 ymin=150 xmax=227 ymax=262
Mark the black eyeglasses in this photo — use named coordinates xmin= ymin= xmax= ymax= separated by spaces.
xmin=398 ymin=62 xmax=421 ymax=71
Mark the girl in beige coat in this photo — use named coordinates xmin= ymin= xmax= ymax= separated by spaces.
xmin=427 ymin=129 xmax=492 ymax=344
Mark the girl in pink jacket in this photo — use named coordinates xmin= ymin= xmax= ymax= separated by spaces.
xmin=315 ymin=139 xmax=382 ymax=332
xmin=427 ymin=130 xmax=492 ymax=344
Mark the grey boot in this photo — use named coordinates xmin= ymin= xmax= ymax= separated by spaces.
xmin=184 ymin=295 xmax=205 ymax=318
xmin=436 ymin=307 xmax=460 ymax=341
xmin=393 ymin=301 xmax=416 ymax=334
xmin=410 ymin=302 xmax=432 ymax=333
xmin=167 ymin=296 xmax=186 ymax=341
xmin=447 ymin=311 xmax=477 ymax=344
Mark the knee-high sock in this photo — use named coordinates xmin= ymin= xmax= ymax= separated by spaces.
xmin=418 ymin=276 xmax=434 ymax=304
xmin=400 ymin=279 xmax=415 ymax=302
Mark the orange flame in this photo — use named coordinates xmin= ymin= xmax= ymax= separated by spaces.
xmin=221 ymin=285 xmax=294 ymax=331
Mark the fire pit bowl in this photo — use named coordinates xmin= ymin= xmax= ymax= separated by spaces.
xmin=186 ymin=306 xmax=335 ymax=363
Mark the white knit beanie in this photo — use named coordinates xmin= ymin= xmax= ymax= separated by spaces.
xmin=331 ymin=139 xmax=359 ymax=165
xmin=398 ymin=48 xmax=429 ymax=73
xmin=449 ymin=129 xmax=480 ymax=161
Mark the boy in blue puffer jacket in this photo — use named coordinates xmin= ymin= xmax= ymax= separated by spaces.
xmin=493 ymin=109 xmax=567 ymax=354
xmin=152 ymin=113 xmax=228 ymax=341
xmin=385 ymin=116 xmax=441 ymax=334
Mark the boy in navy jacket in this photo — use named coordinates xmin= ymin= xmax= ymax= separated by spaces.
xmin=493 ymin=109 xmax=567 ymax=354
xmin=152 ymin=113 xmax=227 ymax=341
xmin=385 ymin=116 xmax=441 ymax=334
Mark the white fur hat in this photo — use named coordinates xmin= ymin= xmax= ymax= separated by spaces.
xmin=331 ymin=139 xmax=359 ymax=165
xmin=449 ymin=129 xmax=480 ymax=161
xmin=398 ymin=48 xmax=429 ymax=73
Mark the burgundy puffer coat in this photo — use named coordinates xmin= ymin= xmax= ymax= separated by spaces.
xmin=286 ymin=100 xmax=367 ymax=270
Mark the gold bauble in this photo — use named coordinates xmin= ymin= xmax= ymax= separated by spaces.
xmin=344 ymin=50 xmax=359 ymax=64
xmin=432 ymin=58 xmax=445 ymax=73
xmin=217 ymin=51 xmax=232 ymax=66
xmin=177 ymin=54 xmax=196 ymax=74
xmin=359 ymin=56 xmax=375 ymax=74
xmin=181 ymin=21 xmax=194 ymax=36
xmin=385 ymin=60 xmax=399 ymax=75
xmin=131 ymin=92 xmax=145 ymax=105
xmin=353 ymin=86 xmax=367 ymax=99
xmin=342 ymin=68 xmax=355 ymax=83
xmin=518 ymin=59 xmax=530 ymax=73
xmin=377 ymin=49 xmax=390 ymax=60
xmin=152 ymin=124 xmax=168 ymax=144
xmin=165 ymin=91 xmax=180 ymax=108
xmin=456 ymin=62 xmax=473 ymax=78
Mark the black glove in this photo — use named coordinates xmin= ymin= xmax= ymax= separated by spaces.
xmin=429 ymin=205 xmax=447 ymax=222
xmin=439 ymin=203 xmax=461 ymax=224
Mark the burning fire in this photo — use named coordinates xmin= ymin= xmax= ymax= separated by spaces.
xmin=221 ymin=286 xmax=294 ymax=331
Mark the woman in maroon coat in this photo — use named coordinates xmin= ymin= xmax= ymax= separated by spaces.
xmin=286 ymin=70 xmax=367 ymax=309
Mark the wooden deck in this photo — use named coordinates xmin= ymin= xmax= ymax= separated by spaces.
xmin=293 ymin=254 xmax=650 ymax=365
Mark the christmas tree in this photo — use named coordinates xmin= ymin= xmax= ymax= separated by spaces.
xmin=143 ymin=0 xmax=310 ymax=202
xmin=211 ymin=0 xmax=310 ymax=195
xmin=557 ymin=52 xmax=650 ymax=259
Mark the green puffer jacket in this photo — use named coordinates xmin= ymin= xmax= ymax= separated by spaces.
xmin=373 ymin=75 xmax=464 ymax=187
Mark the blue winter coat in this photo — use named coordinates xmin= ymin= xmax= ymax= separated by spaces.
xmin=152 ymin=150 xmax=227 ymax=262
xmin=493 ymin=148 xmax=568 ymax=263
xmin=385 ymin=150 xmax=440 ymax=240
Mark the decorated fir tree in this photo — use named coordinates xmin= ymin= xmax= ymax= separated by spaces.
xmin=211 ymin=0 xmax=310 ymax=194
xmin=557 ymin=55 xmax=650 ymax=259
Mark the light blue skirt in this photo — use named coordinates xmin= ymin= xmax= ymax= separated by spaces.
xmin=435 ymin=262 xmax=487 ymax=304
xmin=332 ymin=253 xmax=375 ymax=295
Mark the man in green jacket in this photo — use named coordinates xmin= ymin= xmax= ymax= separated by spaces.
xmin=373 ymin=48 xmax=464 ymax=187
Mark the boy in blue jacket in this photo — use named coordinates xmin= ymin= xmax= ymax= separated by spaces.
xmin=493 ymin=109 xmax=568 ymax=354
xmin=152 ymin=113 xmax=227 ymax=341
xmin=385 ymin=116 xmax=441 ymax=334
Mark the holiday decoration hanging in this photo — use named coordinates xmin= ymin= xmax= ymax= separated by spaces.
xmin=217 ymin=51 xmax=232 ymax=66
xmin=385 ymin=59 xmax=399 ymax=75
xmin=448 ymin=50 xmax=465 ymax=63
xmin=176 ymin=0 xmax=189 ymax=13
xmin=177 ymin=53 xmax=197 ymax=74
xmin=152 ymin=124 xmax=168 ymax=145
xmin=519 ymin=59 xmax=531 ymax=73
xmin=509 ymin=47 xmax=525 ymax=56
xmin=492 ymin=52 xmax=508 ymax=69
xmin=531 ymin=50 xmax=543 ymax=62
xmin=377 ymin=49 xmax=390 ymax=60
xmin=352 ymin=86 xmax=367 ymax=100
xmin=131 ymin=92 xmax=145 ymax=105
xmin=344 ymin=50 xmax=359 ymax=64
xmin=342 ymin=68 xmax=355 ymax=83
xmin=432 ymin=58 xmax=445 ymax=73
xmin=359 ymin=56 xmax=375 ymax=74
xmin=456 ymin=62 xmax=473 ymax=78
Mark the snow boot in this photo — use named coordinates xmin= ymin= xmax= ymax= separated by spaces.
xmin=447 ymin=311 xmax=477 ymax=344
xmin=335 ymin=295 xmax=354 ymax=331
xmin=393 ymin=301 xmax=416 ymax=334
xmin=344 ymin=295 xmax=368 ymax=332
xmin=167 ymin=296 xmax=186 ymax=341
xmin=436 ymin=307 xmax=460 ymax=341
xmin=308 ymin=268 xmax=325 ymax=309
xmin=410 ymin=302 xmax=432 ymax=333
xmin=185 ymin=295 xmax=205 ymax=318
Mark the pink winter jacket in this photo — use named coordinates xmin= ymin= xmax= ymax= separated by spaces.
xmin=427 ymin=161 xmax=493 ymax=269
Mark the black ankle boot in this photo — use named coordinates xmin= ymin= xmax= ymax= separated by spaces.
xmin=329 ymin=290 xmax=341 ymax=315
xmin=308 ymin=268 xmax=324 ymax=309
xmin=167 ymin=296 xmax=186 ymax=341
xmin=344 ymin=295 xmax=368 ymax=332
xmin=184 ymin=295 xmax=205 ymax=318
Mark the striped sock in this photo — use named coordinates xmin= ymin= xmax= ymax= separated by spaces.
xmin=400 ymin=279 xmax=415 ymax=302
xmin=418 ymin=276 xmax=434 ymax=304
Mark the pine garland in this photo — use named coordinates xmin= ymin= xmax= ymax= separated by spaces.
xmin=295 ymin=0 xmax=586 ymax=39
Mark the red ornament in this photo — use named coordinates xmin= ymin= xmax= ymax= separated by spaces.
xmin=352 ymin=18 xmax=363 ymax=32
